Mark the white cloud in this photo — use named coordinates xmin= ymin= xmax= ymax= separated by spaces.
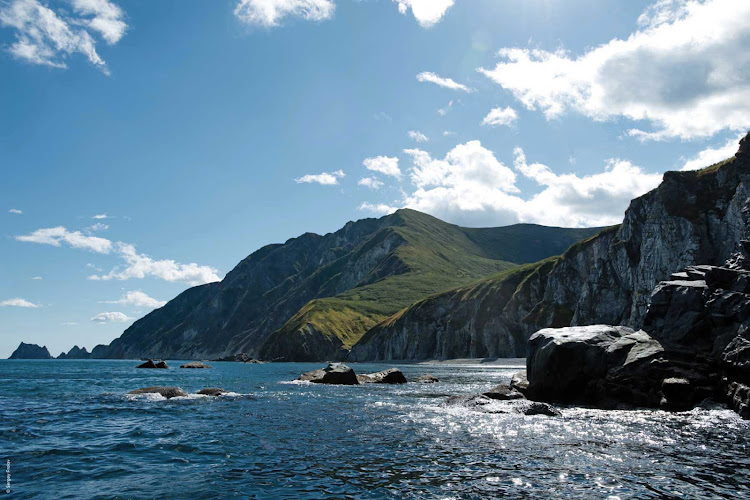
xmin=31 ymin=276 xmax=42 ymax=280
xmin=443 ymin=130 xmax=455 ymax=136
xmin=15 ymin=226 xmax=113 ymax=253
xmin=92 ymin=213 xmax=110 ymax=219
xmin=363 ymin=156 xmax=401 ymax=178
xmin=417 ymin=72 xmax=472 ymax=92
xmin=358 ymin=202 xmax=398 ymax=215
xmin=61 ymin=321 xmax=78 ymax=326
xmin=0 ymin=298 xmax=39 ymax=308
xmin=481 ymin=106 xmax=518 ymax=127
xmin=295 ymin=169 xmax=345 ymax=185
xmin=87 ymin=223 xmax=109 ymax=232
xmin=15 ymin=227 xmax=220 ymax=285
xmin=479 ymin=0 xmax=750 ymax=140
xmin=361 ymin=140 xmax=663 ymax=227
xmin=234 ymin=0 xmax=335 ymax=27
xmin=681 ymin=133 xmax=742 ymax=171
xmin=9 ymin=208 xmax=22 ymax=214
xmin=408 ymin=130 xmax=429 ymax=143
xmin=90 ymin=242 xmax=221 ymax=286
xmin=394 ymin=0 xmax=454 ymax=28
xmin=102 ymin=290 xmax=166 ymax=309
xmin=358 ymin=177 xmax=384 ymax=189
xmin=0 ymin=0 xmax=126 ymax=74
xmin=90 ymin=311 xmax=131 ymax=323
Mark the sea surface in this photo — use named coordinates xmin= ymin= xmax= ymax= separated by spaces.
xmin=1 ymin=359 xmax=749 ymax=499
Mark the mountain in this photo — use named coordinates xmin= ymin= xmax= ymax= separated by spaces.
xmin=57 ymin=346 xmax=91 ymax=359
xmin=9 ymin=342 xmax=53 ymax=359
xmin=91 ymin=209 xmax=600 ymax=361
xmin=350 ymin=134 xmax=750 ymax=361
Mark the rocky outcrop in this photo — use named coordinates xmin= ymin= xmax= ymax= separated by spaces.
xmin=8 ymin=342 xmax=52 ymax=359
xmin=357 ymin=368 xmax=407 ymax=384
xmin=128 ymin=387 xmax=187 ymax=399
xmin=351 ymin=135 xmax=750 ymax=361
xmin=415 ymin=374 xmax=439 ymax=383
xmin=136 ymin=359 xmax=169 ymax=369
xmin=211 ymin=353 xmax=255 ymax=362
xmin=57 ymin=346 xmax=91 ymax=359
xmin=483 ymin=384 xmax=524 ymax=400
xmin=296 ymin=363 xmax=359 ymax=385
xmin=180 ymin=362 xmax=211 ymax=369
xmin=197 ymin=388 xmax=227 ymax=396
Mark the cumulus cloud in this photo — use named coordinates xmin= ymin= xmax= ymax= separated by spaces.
xmin=360 ymin=140 xmax=663 ymax=227
xmin=479 ymin=0 xmax=750 ymax=140
xmin=9 ymin=208 xmax=22 ymax=214
xmin=0 ymin=0 xmax=127 ymax=73
xmin=15 ymin=226 xmax=113 ymax=253
xmin=681 ymin=133 xmax=743 ymax=171
xmin=92 ymin=213 xmax=110 ymax=219
xmin=408 ymin=130 xmax=429 ymax=143
xmin=394 ymin=0 xmax=454 ymax=28
xmin=363 ymin=156 xmax=401 ymax=178
xmin=101 ymin=290 xmax=166 ymax=309
xmin=15 ymin=227 xmax=220 ymax=285
xmin=358 ymin=202 xmax=398 ymax=215
xmin=358 ymin=177 xmax=384 ymax=189
xmin=90 ymin=243 xmax=221 ymax=286
xmin=0 ymin=298 xmax=39 ymax=308
xmin=417 ymin=72 xmax=472 ymax=92
xmin=90 ymin=311 xmax=131 ymax=323
xmin=295 ymin=169 xmax=345 ymax=185
xmin=234 ymin=0 xmax=335 ymax=27
xmin=481 ymin=106 xmax=518 ymax=127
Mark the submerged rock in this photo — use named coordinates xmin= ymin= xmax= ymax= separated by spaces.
xmin=357 ymin=368 xmax=407 ymax=384
xmin=296 ymin=363 xmax=359 ymax=385
xmin=128 ymin=387 xmax=186 ymax=399
xmin=180 ymin=362 xmax=212 ymax=369
xmin=415 ymin=374 xmax=439 ymax=383
xmin=197 ymin=388 xmax=226 ymax=396
xmin=136 ymin=359 xmax=169 ymax=369
xmin=483 ymin=384 xmax=524 ymax=400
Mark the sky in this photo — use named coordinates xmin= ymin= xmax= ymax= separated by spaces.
xmin=1 ymin=0 xmax=749 ymax=358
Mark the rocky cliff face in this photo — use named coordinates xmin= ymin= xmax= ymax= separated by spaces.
xmin=9 ymin=342 xmax=52 ymax=359
xmin=350 ymin=135 xmax=750 ymax=361
xmin=57 ymin=345 xmax=91 ymax=359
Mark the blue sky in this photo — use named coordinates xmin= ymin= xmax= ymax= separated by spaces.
xmin=1 ymin=0 xmax=748 ymax=357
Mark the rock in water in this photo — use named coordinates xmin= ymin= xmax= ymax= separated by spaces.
xmin=180 ymin=362 xmax=212 ymax=369
xmin=136 ymin=359 xmax=169 ymax=369
xmin=483 ymin=384 xmax=524 ymax=400
xmin=8 ymin=342 xmax=53 ymax=359
xmin=415 ymin=374 xmax=439 ymax=383
xmin=296 ymin=363 xmax=359 ymax=385
xmin=197 ymin=388 xmax=226 ymax=396
xmin=128 ymin=387 xmax=186 ymax=399
xmin=660 ymin=378 xmax=695 ymax=411
xmin=526 ymin=325 xmax=665 ymax=406
xmin=510 ymin=371 xmax=529 ymax=394
xmin=357 ymin=368 xmax=407 ymax=384
xmin=523 ymin=402 xmax=561 ymax=417
xmin=211 ymin=353 xmax=255 ymax=363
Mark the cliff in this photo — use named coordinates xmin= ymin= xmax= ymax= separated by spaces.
xmin=9 ymin=342 xmax=53 ymax=359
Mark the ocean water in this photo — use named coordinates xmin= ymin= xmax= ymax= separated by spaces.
xmin=1 ymin=359 xmax=749 ymax=499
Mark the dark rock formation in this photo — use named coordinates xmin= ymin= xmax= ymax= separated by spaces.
xmin=180 ymin=362 xmax=211 ymax=369
xmin=128 ymin=387 xmax=187 ymax=399
xmin=356 ymin=368 xmax=407 ymax=384
xmin=510 ymin=371 xmax=529 ymax=394
xmin=197 ymin=388 xmax=227 ymax=396
xmin=57 ymin=346 xmax=91 ymax=359
xmin=524 ymin=402 xmax=561 ymax=417
xmin=296 ymin=363 xmax=359 ymax=385
xmin=136 ymin=359 xmax=169 ymax=369
xmin=415 ymin=374 xmax=439 ymax=383
xmin=351 ymin=136 xmax=750 ymax=361
xmin=8 ymin=342 xmax=52 ymax=359
xmin=483 ymin=384 xmax=524 ymax=400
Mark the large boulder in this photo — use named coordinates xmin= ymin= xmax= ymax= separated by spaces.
xmin=527 ymin=325 xmax=665 ymax=406
xmin=136 ymin=359 xmax=169 ymax=369
xmin=415 ymin=374 xmax=439 ymax=383
xmin=128 ymin=387 xmax=186 ymax=399
xmin=357 ymin=368 xmax=407 ymax=384
xmin=483 ymin=384 xmax=524 ymax=400
xmin=180 ymin=361 xmax=212 ymax=369
xmin=197 ymin=388 xmax=227 ymax=396
xmin=296 ymin=363 xmax=359 ymax=385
